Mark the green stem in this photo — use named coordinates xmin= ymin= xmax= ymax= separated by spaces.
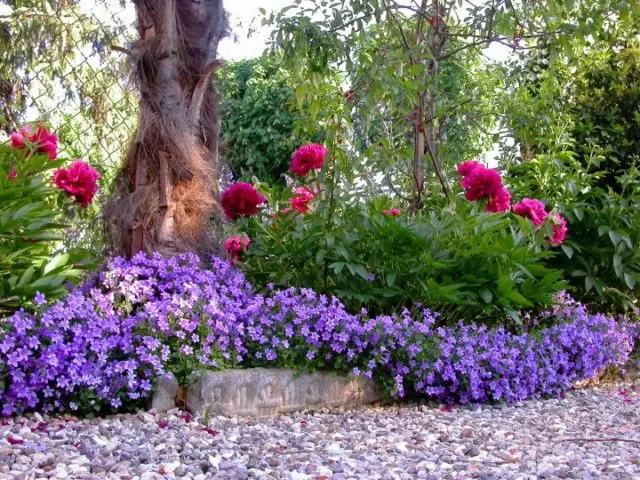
xmin=324 ymin=150 xmax=338 ymax=290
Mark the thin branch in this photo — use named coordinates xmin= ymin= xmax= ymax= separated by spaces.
xmin=383 ymin=0 xmax=417 ymax=65
xmin=110 ymin=45 xmax=132 ymax=56
xmin=329 ymin=12 xmax=377 ymax=34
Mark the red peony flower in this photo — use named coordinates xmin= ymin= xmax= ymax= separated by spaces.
xmin=290 ymin=144 xmax=328 ymax=177
xmin=10 ymin=125 xmax=58 ymax=160
xmin=548 ymin=214 xmax=568 ymax=246
xmin=9 ymin=129 xmax=26 ymax=149
xmin=513 ymin=198 xmax=548 ymax=227
xmin=224 ymin=236 xmax=251 ymax=261
xmin=290 ymin=187 xmax=316 ymax=214
xmin=456 ymin=160 xmax=483 ymax=177
xmin=221 ymin=182 xmax=266 ymax=221
xmin=7 ymin=167 xmax=17 ymax=180
xmin=485 ymin=187 xmax=511 ymax=213
xmin=460 ymin=167 xmax=503 ymax=202
xmin=52 ymin=160 xmax=100 ymax=208
xmin=383 ymin=208 xmax=401 ymax=217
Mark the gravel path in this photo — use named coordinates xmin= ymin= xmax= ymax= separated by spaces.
xmin=1 ymin=380 xmax=639 ymax=480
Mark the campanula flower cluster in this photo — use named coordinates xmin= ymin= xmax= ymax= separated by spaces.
xmin=0 ymin=253 xmax=632 ymax=416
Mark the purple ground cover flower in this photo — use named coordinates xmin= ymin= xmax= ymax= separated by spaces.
xmin=0 ymin=253 xmax=634 ymax=417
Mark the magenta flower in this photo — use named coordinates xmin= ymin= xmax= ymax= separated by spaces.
xmin=290 ymin=187 xmax=316 ymax=214
xmin=548 ymin=214 xmax=568 ymax=246
xmin=383 ymin=208 xmax=401 ymax=217
xmin=10 ymin=125 xmax=58 ymax=160
xmin=224 ymin=236 xmax=251 ymax=261
xmin=290 ymin=144 xmax=328 ymax=177
xmin=221 ymin=182 xmax=266 ymax=221
xmin=485 ymin=187 xmax=511 ymax=213
xmin=460 ymin=168 xmax=503 ymax=202
xmin=458 ymin=162 xmax=512 ymax=213
xmin=9 ymin=130 xmax=27 ymax=149
xmin=513 ymin=198 xmax=548 ymax=227
xmin=53 ymin=160 xmax=100 ymax=208
xmin=456 ymin=160 xmax=483 ymax=177
xmin=7 ymin=167 xmax=17 ymax=180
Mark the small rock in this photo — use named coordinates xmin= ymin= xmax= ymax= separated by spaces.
xmin=151 ymin=372 xmax=180 ymax=412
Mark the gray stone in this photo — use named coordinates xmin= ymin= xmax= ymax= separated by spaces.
xmin=185 ymin=368 xmax=380 ymax=417
xmin=150 ymin=372 xmax=179 ymax=412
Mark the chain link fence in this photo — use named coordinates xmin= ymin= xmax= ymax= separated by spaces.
xmin=0 ymin=0 xmax=139 ymax=184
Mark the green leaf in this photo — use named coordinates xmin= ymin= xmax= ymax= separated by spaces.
xmin=561 ymin=244 xmax=574 ymax=259
xmin=624 ymin=273 xmax=636 ymax=290
xmin=613 ymin=254 xmax=623 ymax=278
xmin=386 ymin=272 xmax=397 ymax=288
xmin=585 ymin=276 xmax=594 ymax=292
xmin=501 ymin=289 xmax=533 ymax=307
xmin=336 ymin=245 xmax=350 ymax=261
xmin=329 ymin=262 xmax=345 ymax=275
xmin=44 ymin=253 xmax=70 ymax=275
xmin=479 ymin=288 xmax=493 ymax=303
xmin=608 ymin=230 xmax=622 ymax=247
xmin=11 ymin=202 xmax=40 ymax=220
xmin=16 ymin=266 xmax=35 ymax=288
xmin=350 ymin=264 xmax=369 ymax=280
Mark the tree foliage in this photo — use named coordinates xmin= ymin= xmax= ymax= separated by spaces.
xmin=264 ymin=0 xmax=639 ymax=209
xmin=218 ymin=58 xmax=304 ymax=185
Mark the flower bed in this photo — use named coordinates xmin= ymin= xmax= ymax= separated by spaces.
xmin=0 ymin=253 xmax=633 ymax=417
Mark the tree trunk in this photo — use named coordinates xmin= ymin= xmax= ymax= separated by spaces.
xmin=107 ymin=0 xmax=227 ymax=258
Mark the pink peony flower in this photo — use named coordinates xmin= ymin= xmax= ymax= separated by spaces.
xmin=383 ymin=208 xmax=401 ymax=217
xmin=456 ymin=160 xmax=483 ymax=177
xmin=290 ymin=187 xmax=316 ymax=214
xmin=485 ymin=187 xmax=511 ymax=213
xmin=221 ymin=182 xmax=266 ymax=221
xmin=460 ymin=167 xmax=503 ymax=202
xmin=224 ymin=236 xmax=251 ymax=261
xmin=513 ymin=198 xmax=548 ymax=227
xmin=548 ymin=214 xmax=568 ymax=246
xmin=9 ymin=129 xmax=27 ymax=149
xmin=52 ymin=160 xmax=100 ymax=208
xmin=7 ymin=167 xmax=17 ymax=180
xmin=290 ymin=144 xmax=328 ymax=177
xmin=10 ymin=125 xmax=58 ymax=160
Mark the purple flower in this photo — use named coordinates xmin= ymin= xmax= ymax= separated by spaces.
xmin=0 ymin=254 xmax=633 ymax=417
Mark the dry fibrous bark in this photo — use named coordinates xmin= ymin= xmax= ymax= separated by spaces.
xmin=106 ymin=0 xmax=227 ymax=257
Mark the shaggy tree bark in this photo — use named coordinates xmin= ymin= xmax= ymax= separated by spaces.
xmin=107 ymin=0 xmax=227 ymax=257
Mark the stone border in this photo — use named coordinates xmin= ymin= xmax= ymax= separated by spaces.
xmin=151 ymin=368 xmax=380 ymax=417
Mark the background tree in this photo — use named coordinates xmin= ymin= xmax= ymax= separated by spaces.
xmin=218 ymin=57 xmax=308 ymax=185
xmin=501 ymin=27 xmax=640 ymax=190
xmin=107 ymin=0 xmax=227 ymax=257
xmin=265 ymin=0 xmax=640 ymax=209
xmin=348 ymin=23 xmax=500 ymax=205
xmin=499 ymin=20 xmax=640 ymax=313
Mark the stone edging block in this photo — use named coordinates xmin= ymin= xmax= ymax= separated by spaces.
xmin=183 ymin=368 xmax=380 ymax=417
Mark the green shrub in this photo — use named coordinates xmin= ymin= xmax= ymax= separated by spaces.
xmin=506 ymin=138 xmax=640 ymax=313
xmin=0 ymin=124 xmax=96 ymax=315
xmin=236 ymin=175 xmax=565 ymax=328
xmin=218 ymin=58 xmax=321 ymax=184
